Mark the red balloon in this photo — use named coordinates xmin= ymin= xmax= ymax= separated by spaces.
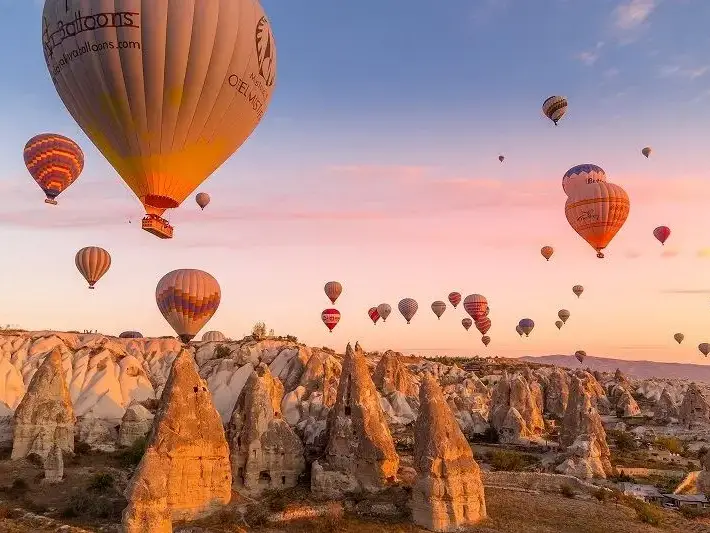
xmin=448 ymin=292 xmax=461 ymax=308
xmin=475 ymin=317 xmax=491 ymax=335
xmin=653 ymin=226 xmax=670 ymax=245
xmin=368 ymin=307 xmax=380 ymax=325
xmin=321 ymin=309 xmax=341 ymax=332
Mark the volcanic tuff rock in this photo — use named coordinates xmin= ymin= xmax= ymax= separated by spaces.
xmin=11 ymin=347 xmax=75 ymax=460
xmin=42 ymin=442 xmax=64 ymax=484
xmin=122 ymin=350 xmax=231 ymax=533
xmin=489 ymin=373 xmax=544 ymax=441
xmin=576 ymin=371 xmax=611 ymax=414
xmin=555 ymin=434 xmax=607 ymax=479
xmin=654 ymin=388 xmax=679 ymax=422
xmin=680 ymin=382 xmax=710 ymax=427
xmin=373 ymin=351 xmax=420 ymax=397
xmin=698 ymin=450 xmax=710 ymax=495
xmin=411 ymin=375 xmax=486 ymax=532
xmin=545 ymin=367 xmax=570 ymax=418
xmin=614 ymin=388 xmax=642 ymax=417
xmin=118 ymin=402 xmax=154 ymax=447
xmin=311 ymin=342 xmax=399 ymax=499
xmin=228 ymin=363 xmax=305 ymax=495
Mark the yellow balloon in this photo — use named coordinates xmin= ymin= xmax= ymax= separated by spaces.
xmin=41 ymin=0 xmax=277 ymax=238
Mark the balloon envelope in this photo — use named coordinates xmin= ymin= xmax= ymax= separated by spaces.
xmin=575 ymin=350 xmax=586 ymax=363
xmin=24 ymin=133 xmax=84 ymax=204
xmin=555 ymin=320 xmax=563 ymax=330
xmin=463 ymin=294 xmax=488 ymax=321
xmin=674 ymin=333 xmax=684 ymax=344
xmin=482 ymin=335 xmax=491 ymax=346
xmin=558 ymin=309 xmax=570 ymax=323
xmin=324 ymin=281 xmax=343 ymax=304
xmin=196 ymin=192 xmax=211 ymax=210
xmin=541 ymin=246 xmax=554 ymax=261
xmin=498 ymin=155 xmax=504 ymax=163
xmin=321 ymin=309 xmax=340 ymax=332
xmin=202 ymin=330 xmax=226 ymax=342
xmin=642 ymin=147 xmax=652 ymax=158
xmin=515 ymin=325 xmax=523 ymax=337
xmin=462 ymin=318 xmax=473 ymax=331
xmin=653 ymin=226 xmax=671 ymax=245
xmin=700 ymin=343 xmax=710 ymax=356
xmin=448 ymin=292 xmax=462 ymax=308
xmin=75 ymin=247 xmax=111 ymax=289
xmin=542 ymin=95 xmax=567 ymax=125
xmin=368 ymin=307 xmax=380 ymax=325
xmin=518 ymin=318 xmax=534 ymax=336
xmin=431 ymin=301 xmax=446 ymax=319
xmin=119 ymin=331 xmax=143 ymax=339
xmin=475 ymin=317 xmax=491 ymax=335
xmin=562 ymin=164 xmax=607 ymax=196
xmin=573 ymin=285 xmax=584 ymax=298
xmin=377 ymin=303 xmax=392 ymax=322
xmin=398 ymin=298 xmax=418 ymax=324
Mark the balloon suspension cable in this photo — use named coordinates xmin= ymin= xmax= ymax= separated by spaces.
xmin=596 ymin=251 xmax=605 ymax=259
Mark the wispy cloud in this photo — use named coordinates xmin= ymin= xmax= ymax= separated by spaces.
xmin=576 ymin=42 xmax=605 ymax=66
xmin=658 ymin=64 xmax=709 ymax=80
xmin=660 ymin=249 xmax=680 ymax=258
xmin=613 ymin=0 xmax=658 ymax=30
xmin=659 ymin=289 xmax=710 ymax=294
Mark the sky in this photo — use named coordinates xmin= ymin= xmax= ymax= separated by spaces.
xmin=1 ymin=0 xmax=710 ymax=363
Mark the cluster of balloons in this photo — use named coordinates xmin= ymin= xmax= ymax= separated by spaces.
xmin=321 ymin=282 xmax=343 ymax=332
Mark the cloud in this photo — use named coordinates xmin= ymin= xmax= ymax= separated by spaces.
xmin=659 ymin=289 xmax=710 ymax=294
xmin=576 ymin=42 xmax=605 ymax=66
xmin=613 ymin=0 xmax=657 ymax=30
xmin=660 ymin=249 xmax=679 ymax=258
xmin=658 ymin=64 xmax=709 ymax=80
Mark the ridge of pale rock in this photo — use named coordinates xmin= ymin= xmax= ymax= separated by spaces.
xmin=122 ymin=350 xmax=231 ymax=533
xmin=680 ymin=382 xmax=710 ymax=427
xmin=654 ymin=387 xmax=679 ymax=422
xmin=373 ymin=351 xmax=419 ymax=397
xmin=118 ymin=402 xmax=154 ymax=447
xmin=490 ymin=373 xmax=544 ymax=442
xmin=545 ymin=367 xmax=570 ymax=419
xmin=555 ymin=434 xmax=606 ymax=479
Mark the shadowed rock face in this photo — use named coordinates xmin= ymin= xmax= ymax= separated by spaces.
xmin=680 ymin=382 xmax=710 ymax=427
xmin=11 ymin=347 xmax=74 ymax=460
xmin=490 ymin=372 xmax=544 ymax=442
xmin=654 ymin=388 xmax=679 ymax=422
xmin=122 ymin=350 xmax=231 ymax=533
xmin=373 ymin=351 xmax=419 ymax=398
xmin=411 ymin=375 xmax=486 ymax=532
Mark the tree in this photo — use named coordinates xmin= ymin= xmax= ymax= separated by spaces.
xmin=251 ymin=321 xmax=267 ymax=340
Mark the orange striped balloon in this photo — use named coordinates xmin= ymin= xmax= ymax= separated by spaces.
xmin=24 ymin=133 xmax=84 ymax=205
xmin=75 ymin=247 xmax=111 ymax=289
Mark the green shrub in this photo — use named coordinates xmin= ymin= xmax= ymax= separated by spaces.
xmin=655 ymin=436 xmax=683 ymax=455
xmin=608 ymin=430 xmax=636 ymax=451
xmin=117 ymin=436 xmax=148 ymax=468
xmin=61 ymin=491 xmax=123 ymax=520
xmin=74 ymin=441 xmax=92 ymax=455
xmin=593 ymin=488 xmax=609 ymax=502
xmin=633 ymin=501 xmax=664 ymax=526
xmin=213 ymin=344 xmax=232 ymax=359
xmin=251 ymin=321 xmax=267 ymax=340
xmin=680 ymin=506 xmax=710 ymax=520
xmin=560 ymin=484 xmax=575 ymax=498
xmin=8 ymin=479 xmax=28 ymax=496
xmin=88 ymin=472 xmax=114 ymax=492
xmin=489 ymin=450 xmax=537 ymax=472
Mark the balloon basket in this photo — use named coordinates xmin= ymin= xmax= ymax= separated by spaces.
xmin=142 ymin=216 xmax=174 ymax=239
xmin=44 ymin=198 xmax=58 ymax=205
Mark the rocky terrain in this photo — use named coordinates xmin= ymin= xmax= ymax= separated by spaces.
xmin=0 ymin=330 xmax=708 ymax=532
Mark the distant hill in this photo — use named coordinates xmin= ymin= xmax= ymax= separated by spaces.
xmin=520 ymin=354 xmax=710 ymax=383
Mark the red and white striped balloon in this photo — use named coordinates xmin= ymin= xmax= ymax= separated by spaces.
xmin=463 ymin=294 xmax=488 ymax=321
xmin=398 ymin=298 xmax=418 ymax=324
xmin=321 ymin=309 xmax=341 ymax=332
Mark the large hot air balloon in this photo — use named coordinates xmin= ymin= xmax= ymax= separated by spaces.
xmin=202 ymin=330 xmax=226 ymax=342
xmin=674 ymin=333 xmax=684 ymax=344
xmin=653 ymin=226 xmax=671 ymax=245
xmin=463 ymin=294 xmax=488 ymax=321
xmin=398 ymin=298 xmax=418 ymax=324
xmin=515 ymin=325 xmax=523 ymax=337
xmin=699 ymin=343 xmax=710 ymax=356
xmin=75 ymin=247 xmax=111 ymax=289
xmin=24 ymin=133 xmax=84 ymax=205
xmin=565 ymin=182 xmax=630 ymax=259
xmin=377 ymin=303 xmax=392 ymax=322
xmin=448 ymin=292 xmax=462 ymax=309
xmin=119 ymin=331 xmax=143 ymax=339
xmin=542 ymin=96 xmax=567 ymax=125
xmin=555 ymin=320 xmax=563 ymax=330
xmin=368 ymin=307 xmax=380 ymax=325
xmin=481 ymin=335 xmax=491 ymax=347
xmin=324 ymin=281 xmax=342 ymax=304
xmin=562 ymin=164 xmax=607 ymax=197
xmin=431 ymin=301 xmax=446 ymax=320
xmin=462 ymin=318 xmax=473 ymax=331
xmin=518 ymin=318 xmax=534 ymax=337
xmin=558 ymin=309 xmax=570 ymax=323
xmin=475 ymin=317 xmax=491 ymax=335
xmin=156 ymin=269 xmax=221 ymax=344
xmin=642 ymin=147 xmax=652 ymax=158
xmin=498 ymin=155 xmax=505 ymax=163
xmin=573 ymin=285 xmax=584 ymax=298
xmin=196 ymin=192 xmax=211 ymax=210
xmin=321 ymin=309 xmax=340 ymax=332
xmin=575 ymin=350 xmax=586 ymax=363
xmin=41 ymin=0 xmax=277 ymax=239
xmin=541 ymin=246 xmax=554 ymax=261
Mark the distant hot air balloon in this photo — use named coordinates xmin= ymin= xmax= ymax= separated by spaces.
xmin=565 ymin=182 xmax=630 ymax=259
xmin=518 ymin=318 xmax=534 ymax=337
xmin=555 ymin=320 xmax=563 ymax=330
xmin=542 ymin=95 xmax=568 ymax=125
xmin=463 ymin=294 xmax=488 ymax=321
xmin=202 ymin=330 xmax=226 ymax=342
xmin=558 ymin=309 xmax=570 ymax=323
xmin=24 ymin=133 xmax=84 ymax=205
xmin=324 ymin=281 xmax=343 ymax=304
xmin=573 ymin=285 xmax=584 ymax=298
xmin=575 ymin=350 xmax=586 ymax=363
xmin=41 ymin=0 xmax=277 ymax=239
xmin=321 ymin=309 xmax=341 ymax=332
xmin=462 ymin=318 xmax=473 ymax=331
xmin=431 ymin=301 xmax=446 ymax=320
xmin=196 ymin=192 xmax=211 ymax=210
xmin=699 ymin=343 xmax=710 ymax=356
xmin=475 ymin=317 xmax=491 ymax=335
xmin=499 ymin=155 xmax=505 ymax=163
xmin=515 ymin=325 xmax=524 ymax=337
xmin=642 ymin=147 xmax=652 ymax=158
xmin=541 ymin=246 xmax=554 ymax=261
xmin=368 ymin=307 xmax=380 ymax=325
xmin=119 ymin=331 xmax=143 ymax=339
xmin=562 ymin=164 xmax=607 ymax=197
xmin=398 ymin=298 xmax=419 ymax=324
xmin=653 ymin=226 xmax=671 ymax=246
xmin=482 ymin=335 xmax=491 ymax=347
xmin=448 ymin=292 xmax=462 ymax=308
xmin=674 ymin=333 xmax=684 ymax=344
xmin=156 ymin=269 xmax=221 ymax=344
xmin=377 ymin=303 xmax=392 ymax=322
xmin=484 ymin=306 xmax=491 ymax=317
xmin=75 ymin=247 xmax=111 ymax=289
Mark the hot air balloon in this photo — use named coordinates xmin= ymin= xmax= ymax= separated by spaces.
xmin=484 ymin=306 xmax=491 ymax=317
xmin=699 ymin=343 xmax=710 ymax=356
xmin=462 ymin=318 xmax=473 ymax=331
xmin=674 ymin=333 xmax=684 ymax=344
xmin=377 ymin=303 xmax=392 ymax=322
xmin=463 ymin=294 xmax=488 ymax=321
xmin=324 ymin=281 xmax=342 ymax=304
xmin=565 ymin=182 xmax=630 ymax=259
xmin=541 ymin=246 xmax=554 ymax=261
xmin=575 ymin=350 xmax=586 ymax=363
xmin=515 ymin=325 xmax=524 ymax=337
xmin=542 ymin=95 xmax=568 ymax=125
xmin=156 ymin=269 xmax=221 ymax=343
xmin=202 ymin=330 xmax=226 ymax=342
xmin=518 ymin=318 xmax=534 ymax=337
xmin=448 ymin=292 xmax=462 ymax=308
xmin=431 ymin=301 xmax=446 ymax=320
xmin=475 ymin=317 xmax=491 ymax=335
xmin=482 ymin=335 xmax=491 ymax=347
xmin=653 ymin=226 xmax=671 ymax=245
xmin=368 ymin=307 xmax=380 ymax=325
xmin=398 ymin=298 xmax=419 ymax=324
xmin=75 ymin=247 xmax=111 ymax=289
xmin=558 ymin=309 xmax=570 ymax=323
xmin=196 ymin=192 xmax=211 ymax=210
xmin=498 ymin=155 xmax=505 ymax=163
xmin=41 ymin=0 xmax=277 ymax=239
xmin=321 ymin=309 xmax=341 ymax=332
xmin=24 ymin=133 xmax=84 ymax=205
xmin=562 ymin=164 xmax=607 ymax=197
xmin=573 ymin=285 xmax=584 ymax=298
xmin=555 ymin=320 xmax=563 ymax=330
xmin=642 ymin=147 xmax=652 ymax=158
xmin=119 ymin=331 xmax=143 ymax=339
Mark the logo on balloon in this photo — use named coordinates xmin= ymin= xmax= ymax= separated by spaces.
xmin=577 ymin=209 xmax=599 ymax=223
xmin=255 ymin=16 xmax=275 ymax=87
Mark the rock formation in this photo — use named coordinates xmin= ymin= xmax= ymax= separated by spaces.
xmin=311 ymin=342 xmax=399 ymax=499
xmin=545 ymin=367 xmax=570 ymax=418
xmin=118 ymin=402 xmax=155 ymax=447
xmin=614 ymin=388 xmax=641 ymax=417
xmin=373 ymin=351 xmax=419 ymax=397
xmin=42 ymin=443 xmax=63 ymax=484
xmin=490 ymin=373 xmax=544 ymax=442
xmin=555 ymin=434 xmax=606 ymax=479
xmin=698 ymin=451 xmax=710 ymax=495
xmin=11 ymin=348 xmax=75 ymax=460
xmin=122 ymin=350 xmax=231 ymax=533
xmin=228 ymin=363 xmax=305 ymax=495
xmin=680 ymin=383 xmax=710 ymax=427
xmin=411 ymin=375 xmax=486 ymax=532
xmin=577 ymin=371 xmax=611 ymax=414
xmin=654 ymin=388 xmax=679 ymax=422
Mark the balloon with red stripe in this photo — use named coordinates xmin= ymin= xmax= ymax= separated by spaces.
xmin=448 ymin=292 xmax=462 ymax=308
xmin=463 ymin=294 xmax=488 ymax=321
xmin=481 ymin=335 xmax=491 ymax=347
xmin=475 ymin=317 xmax=491 ymax=335
xmin=24 ymin=133 xmax=84 ymax=205
xmin=368 ymin=307 xmax=380 ymax=325
xmin=321 ymin=309 xmax=341 ymax=332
